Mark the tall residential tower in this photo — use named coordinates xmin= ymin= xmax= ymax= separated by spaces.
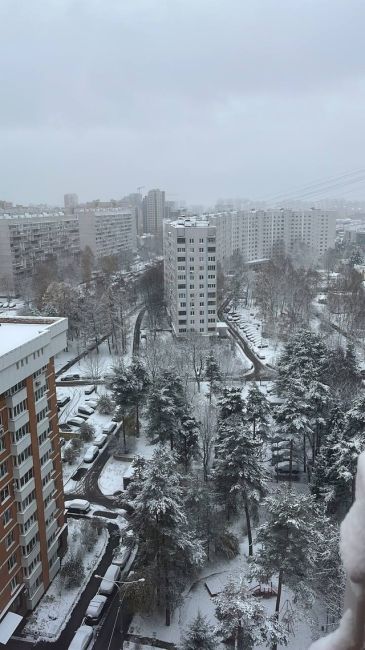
xmin=0 ymin=316 xmax=67 ymax=631
xmin=164 ymin=218 xmax=217 ymax=336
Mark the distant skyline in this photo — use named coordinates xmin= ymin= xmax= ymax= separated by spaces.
xmin=1 ymin=1 xmax=365 ymax=205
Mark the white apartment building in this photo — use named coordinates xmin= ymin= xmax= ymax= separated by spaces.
xmin=63 ymin=194 xmax=78 ymax=210
xmin=208 ymin=208 xmax=336 ymax=266
xmin=77 ymin=208 xmax=136 ymax=260
xmin=0 ymin=316 xmax=68 ymax=631
xmin=164 ymin=218 xmax=217 ymax=336
xmin=0 ymin=212 xmax=80 ymax=293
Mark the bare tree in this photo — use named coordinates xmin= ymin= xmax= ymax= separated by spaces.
xmin=198 ymin=403 xmax=217 ymax=482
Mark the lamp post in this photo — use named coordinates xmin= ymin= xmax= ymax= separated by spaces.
xmin=94 ymin=575 xmax=145 ymax=639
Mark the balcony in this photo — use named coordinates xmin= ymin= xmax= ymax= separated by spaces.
xmin=49 ymin=556 xmax=60 ymax=581
xmin=17 ymin=498 xmax=37 ymax=525
xmin=20 ymin=520 xmax=38 ymax=546
xmin=6 ymin=387 xmax=27 ymax=409
xmin=21 ymin=541 xmax=40 ymax=569
xmin=38 ymin=438 xmax=52 ymax=460
xmin=13 ymin=456 xmax=33 ymax=481
xmin=44 ymin=499 xmax=56 ymax=521
xmin=40 ymin=458 xmax=53 ymax=480
xmin=8 ymin=411 xmax=29 ymax=433
xmin=35 ymin=395 xmax=48 ymax=414
xmin=11 ymin=433 xmax=31 ymax=457
xmin=42 ymin=478 xmax=55 ymax=501
xmin=14 ymin=477 xmax=36 ymax=502
xmin=46 ymin=519 xmax=58 ymax=540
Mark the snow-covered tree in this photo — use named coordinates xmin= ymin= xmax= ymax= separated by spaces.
xmin=218 ymin=387 xmax=245 ymax=421
xmin=213 ymin=415 xmax=266 ymax=554
xmin=175 ymin=414 xmax=200 ymax=472
xmin=180 ymin=612 xmax=217 ymax=650
xmin=126 ymin=446 xmax=205 ymax=625
xmin=111 ymin=363 xmax=136 ymax=451
xmin=215 ymin=578 xmax=288 ymax=650
xmin=146 ymin=371 xmax=186 ymax=449
xmin=129 ymin=357 xmax=150 ymax=435
xmin=198 ymin=403 xmax=217 ymax=482
xmin=246 ymin=383 xmax=270 ymax=438
xmin=97 ymin=394 xmax=114 ymax=414
xmin=250 ymin=488 xmax=327 ymax=647
xmin=274 ymin=378 xmax=312 ymax=472
xmin=276 ymin=328 xmax=327 ymax=395
xmin=205 ymin=350 xmax=222 ymax=402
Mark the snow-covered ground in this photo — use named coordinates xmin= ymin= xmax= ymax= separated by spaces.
xmin=22 ymin=519 xmax=108 ymax=642
xmin=98 ymin=457 xmax=132 ymax=495
xmin=131 ymin=534 xmax=314 ymax=649
xmin=229 ymin=303 xmax=284 ymax=367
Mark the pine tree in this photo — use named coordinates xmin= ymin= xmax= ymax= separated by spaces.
xmin=111 ymin=363 xmax=135 ymax=451
xmin=215 ymin=578 xmax=288 ymax=650
xmin=276 ymin=328 xmax=327 ymax=395
xmin=175 ymin=414 xmax=200 ymax=472
xmin=250 ymin=488 xmax=327 ymax=649
xmin=246 ymin=383 xmax=270 ymax=438
xmin=146 ymin=371 xmax=186 ymax=449
xmin=213 ymin=415 xmax=266 ymax=555
xmin=218 ymin=387 xmax=245 ymax=421
xmin=129 ymin=357 xmax=150 ymax=435
xmin=274 ymin=378 xmax=312 ymax=472
xmin=126 ymin=446 xmax=205 ymax=626
xmin=205 ymin=350 xmax=222 ymax=402
xmin=180 ymin=612 xmax=217 ymax=650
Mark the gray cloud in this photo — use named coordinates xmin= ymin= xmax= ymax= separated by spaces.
xmin=1 ymin=0 xmax=365 ymax=204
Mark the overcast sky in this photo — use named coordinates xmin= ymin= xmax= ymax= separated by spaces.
xmin=1 ymin=0 xmax=365 ymax=206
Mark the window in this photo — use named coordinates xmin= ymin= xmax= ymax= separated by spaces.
xmin=3 ymin=507 xmax=11 ymax=528
xmin=6 ymin=530 xmax=15 ymax=549
xmin=12 ymin=423 xmax=30 ymax=443
xmin=10 ymin=576 xmax=18 ymax=593
xmin=14 ymin=445 xmax=32 ymax=467
xmin=0 ymin=485 xmax=10 ymax=503
xmin=7 ymin=552 xmax=17 ymax=572
xmin=0 ymin=461 xmax=8 ymax=479
xmin=15 ymin=467 xmax=34 ymax=489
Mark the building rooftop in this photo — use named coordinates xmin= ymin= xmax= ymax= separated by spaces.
xmin=0 ymin=317 xmax=66 ymax=357
xmin=170 ymin=217 xmax=211 ymax=228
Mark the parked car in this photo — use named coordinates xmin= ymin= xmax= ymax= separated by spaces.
xmin=276 ymin=461 xmax=300 ymax=475
xmin=85 ymin=595 xmax=107 ymax=624
xmin=94 ymin=434 xmax=107 ymax=449
xmin=59 ymin=423 xmax=73 ymax=432
xmin=67 ymin=416 xmax=86 ymax=427
xmin=78 ymin=405 xmax=95 ymax=417
xmin=85 ymin=399 xmax=98 ymax=409
xmin=64 ymin=499 xmax=91 ymax=514
xmin=102 ymin=422 xmax=117 ymax=435
xmin=98 ymin=564 xmax=120 ymax=595
xmin=83 ymin=445 xmax=99 ymax=463
xmin=85 ymin=386 xmax=95 ymax=396
xmin=112 ymin=545 xmax=132 ymax=570
xmin=68 ymin=624 xmax=94 ymax=650
xmin=57 ymin=395 xmax=71 ymax=408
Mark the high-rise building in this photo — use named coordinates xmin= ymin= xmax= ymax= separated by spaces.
xmin=63 ymin=194 xmax=78 ymax=210
xmin=77 ymin=208 xmax=136 ymax=260
xmin=207 ymin=208 xmax=336 ymax=266
xmin=164 ymin=218 xmax=217 ymax=336
xmin=0 ymin=316 xmax=68 ymax=629
xmin=0 ymin=212 xmax=80 ymax=293
xmin=143 ymin=189 xmax=165 ymax=237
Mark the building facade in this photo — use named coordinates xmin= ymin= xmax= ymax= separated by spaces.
xmin=0 ymin=212 xmax=80 ymax=293
xmin=63 ymin=194 xmax=79 ymax=210
xmin=143 ymin=189 xmax=165 ymax=237
xmin=0 ymin=316 xmax=68 ymax=626
xmin=77 ymin=208 xmax=136 ymax=260
xmin=207 ymin=208 xmax=336 ymax=267
xmin=164 ymin=218 xmax=217 ymax=336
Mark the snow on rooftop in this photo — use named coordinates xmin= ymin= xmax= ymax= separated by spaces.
xmin=0 ymin=317 xmax=64 ymax=357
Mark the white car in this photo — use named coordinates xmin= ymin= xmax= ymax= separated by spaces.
xmin=65 ymin=499 xmax=91 ymax=514
xmin=93 ymin=434 xmax=107 ymax=449
xmin=68 ymin=624 xmax=94 ymax=649
xmin=85 ymin=399 xmax=98 ymax=409
xmin=78 ymin=405 xmax=95 ymax=417
xmin=67 ymin=416 xmax=86 ymax=427
xmin=83 ymin=446 xmax=99 ymax=463
xmin=85 ymin=595 xmax=107 ymax=623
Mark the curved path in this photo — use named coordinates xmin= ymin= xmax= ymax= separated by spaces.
xmin=217 ymin=303 xmax=276 ymax=382
xmin=132 ymin=306 xmax=146 ymax=355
